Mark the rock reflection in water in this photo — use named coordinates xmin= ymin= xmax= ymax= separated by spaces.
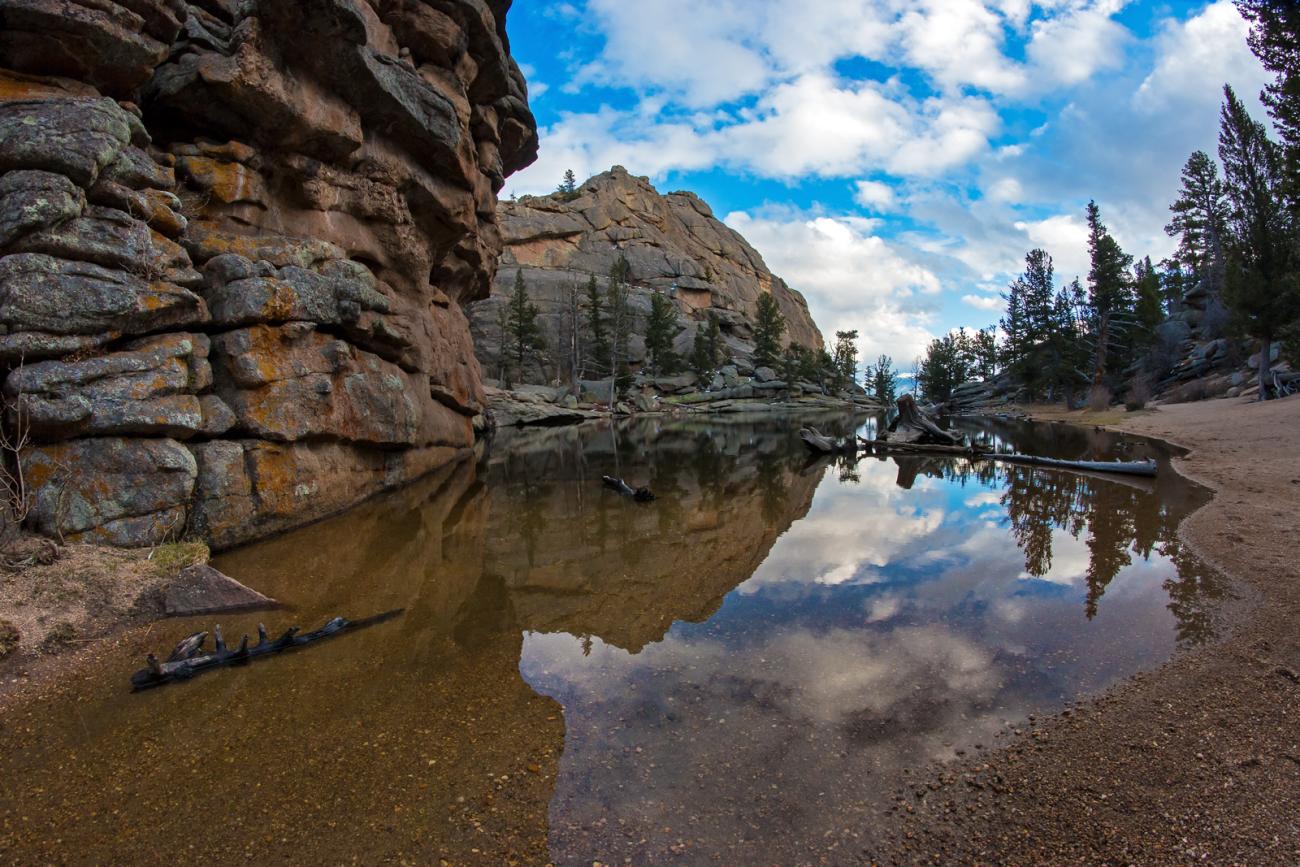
xmin=521 ymin=416 xmax=1224 ymax=864
xmin=0 ymin=414 xmax=1223 ymax=865
xmin=0 ymin=459 xmax=564 ymax=864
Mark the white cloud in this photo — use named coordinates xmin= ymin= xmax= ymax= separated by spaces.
xmin=1025 ymin=0 xmax=1129 ymax=87
xmin=725 ymin=210 xmax=944 ymax=362
xmin=963 ymin=293 xmax=1005 ymax=311
xmin=1014 ymin=213 xmax=1091 ymax=280
xmin=854 ymin=180 xmax=897 ymax=211
xmin=1136 ymin=1 xmax=1269 ymax=112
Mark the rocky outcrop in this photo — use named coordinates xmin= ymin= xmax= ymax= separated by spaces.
xmin=0 ymin=0 xmax=537 ymax=548
xmin=468 ymin=166 xmax=822 ymax=383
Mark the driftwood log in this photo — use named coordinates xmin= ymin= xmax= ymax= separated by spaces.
xmin=602 ymin=475 xmax=655 ymax=502
xmin=883 ymin=395 xmax=964 ymax=445
xmin=130 ymin=610 xmax=403 ymax=690
xmin=987 ymin=452 xmax=1157 ymax=477
xmin=800 ymin=427 xmax=857 ymax=454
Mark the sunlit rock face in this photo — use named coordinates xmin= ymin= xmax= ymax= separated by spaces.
xmin=468 ymin=166 xmax=823 ymax=382
xmin=0 ymin=0 xmax=538 ymax=548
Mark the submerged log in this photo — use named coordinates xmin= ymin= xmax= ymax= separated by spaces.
xmin=130 ymin=609 xmax=404 ymax=690
xmin=602 ymin=475 xmax=655 ymax=502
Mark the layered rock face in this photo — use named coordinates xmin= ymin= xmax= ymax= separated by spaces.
xmin=0 ymin=0 xmax=537 ymax=548
xmin=468 ymin=166 xmax=822 ymax=382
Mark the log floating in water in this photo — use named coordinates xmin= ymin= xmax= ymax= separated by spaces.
xmin=602 ymin=475 xmax=656 ymax=502
xmin=986 ymin=452 xmax=1157 ymax=477
xmin=130 ymin=609 xmax=404 ymax=691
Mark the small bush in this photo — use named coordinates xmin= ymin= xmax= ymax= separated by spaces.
xmin=41 ymin=621 xmax=76 ymax=651
xmin=149 ymin=541 xmax=210 ymax=576
xmin=1088 ymin=384 xmax=1113 ymax=412
xmin=1125 ymin=376 xmax=1152 ymax=411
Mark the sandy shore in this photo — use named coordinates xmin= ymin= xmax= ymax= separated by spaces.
xmin=882 ymin=396 xmax=1300 ymax=864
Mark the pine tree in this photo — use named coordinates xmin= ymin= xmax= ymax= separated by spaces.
xmin=1000 ymin=272 xmax=1029 ymax=371
xmin=1001 ymin=249 xmax=1056 ymax=397
xmin=584 ymin=274 xmax=609 ymax=375
xmin=505 ymin=270 xmax=545 ymax=383
xmin=917 ymin=333 xmax=968 ymax=403
xmin=1085 ymin=200 xmax=1135 ymax=388
xmin=691 ymin=313 xmax=723 ymax=380
xmin=972 ymin=327 xmax=998 ymax=380
xmin=495 ymin=300 xmax=515 ymax=386
xmin=870 ymin=354 xmax=898 ymax=405
xmin=606 ymin=255 xmax=633 ymax=398
xmin=1237 ymin=1 xmax=1300 ymax=200
xmin=1133 ymin=255 xmax=1165 ymax=340
xmin=1045 ymin=278 xmax=1090 ymax=406
xmin=645 ymin=287 xmax=683 ymax=375
xmin=832 ymin=330 xmax=859 ymax=387
xmin=752 ymin=293 xmax=786 ymax=368
xmin=1218 ymin=83 xmax=1300 ymax=398
xmin=557 ymin=169 xmax=578 ymax=199
xmin=1164 ymin=150 xmax=1229 ymax=295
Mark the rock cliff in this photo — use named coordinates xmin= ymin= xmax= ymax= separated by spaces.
xmin=468 ymin=167 xmax=822 ymax=382
xmin=0 ymin=0 xmax=537 ymax=548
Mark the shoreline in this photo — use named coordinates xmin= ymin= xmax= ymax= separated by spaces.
xmin=2 ymin=398 xmax=1295 ymax=860
xmin=881 ymin=396 xmax=1300 ymax=863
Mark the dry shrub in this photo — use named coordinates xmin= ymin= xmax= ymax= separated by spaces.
xmin=1088 ymin=384 xmax=1113 ymax=412
xmin=1125 ymin=375 xmax=1152 ymax=411
xmin=0 ymin=619 xmax=19 ymax=659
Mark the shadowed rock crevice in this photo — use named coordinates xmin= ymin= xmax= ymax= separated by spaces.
xmin=0 ymin=0 xmax=537 ymax=547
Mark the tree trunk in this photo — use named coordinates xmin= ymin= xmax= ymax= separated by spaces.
xmin=1259 ymin=336 xmax=1272 ymax=401
xmin=887 ymin=395 xmax=963 ymax=445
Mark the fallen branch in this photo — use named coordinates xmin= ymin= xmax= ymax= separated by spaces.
xmin=130 ymin=609 xmax=403 ymax=691
xmin=602 ymin=475 xmax=655 ymax=502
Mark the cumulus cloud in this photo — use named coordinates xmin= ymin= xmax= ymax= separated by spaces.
xmin=963 ymin=293 xmax=1005 ymax=311
xmin=725 ymin=210 xmax=943 ymax=362
xmin=505 ymin=0 xmax=1271 ymax=347
xmin=1136 ymin=0 xmax=1269 ymax=112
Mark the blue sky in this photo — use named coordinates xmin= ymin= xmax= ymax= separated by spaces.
xmin=503 ymin=1 xmax=1269 ymax=363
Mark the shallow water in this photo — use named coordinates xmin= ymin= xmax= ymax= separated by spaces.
xmin=0 ymin=414 xmax=1223 ymax=864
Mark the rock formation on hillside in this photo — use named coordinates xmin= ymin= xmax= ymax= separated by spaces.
xmin=0 ymin=0 xmax=537 ymax=549
xmin=468 ymin=167 xmax=822 ymax=383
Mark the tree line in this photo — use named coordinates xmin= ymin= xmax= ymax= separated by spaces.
xmin=916 ymin=2 xmax=1300 ymax=406
xmin=497 ymin=241 xmax=902 ymax=403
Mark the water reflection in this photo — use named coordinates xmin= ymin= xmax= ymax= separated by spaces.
xmin=0 ymin=413 xmax=1223 ymax=864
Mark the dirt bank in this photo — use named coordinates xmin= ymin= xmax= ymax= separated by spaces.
xmin=881 ymin=396 xmax=1300 ymax=864
xmin=0 ymin=539 xmax=208 ymax=709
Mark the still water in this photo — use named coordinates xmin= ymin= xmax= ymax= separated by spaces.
xmin=0 ymin=414 xmax=1223 ymax=864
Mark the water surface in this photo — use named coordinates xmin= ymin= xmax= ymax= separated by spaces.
xmin=0 ymin=414 xmax=1223 ymax=864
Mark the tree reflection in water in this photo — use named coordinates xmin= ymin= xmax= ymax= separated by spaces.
xmin=830 ymin=416 xmax=1225 ymax=645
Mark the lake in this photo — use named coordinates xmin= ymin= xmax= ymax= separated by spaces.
xmin=0 ymin=413 xmax=1224 ymax=864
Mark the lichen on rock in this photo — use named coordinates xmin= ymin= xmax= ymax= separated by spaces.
xmin=0 ymin=0 xmax=537 ymax=548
